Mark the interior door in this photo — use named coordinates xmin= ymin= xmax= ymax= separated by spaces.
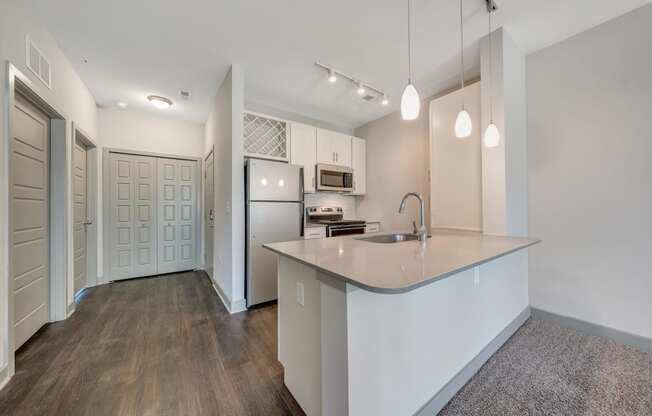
xmin=73 ymin=138 xmax=88 ymax=295
xmin=157 ymin=158 xmax=197 ymax=274
xmin=204 ymin=152 xmax=214 ymax=279
xmin=109 ymin=153 xmax=157 ymax=280
xmin=11 ymin=93 xmax=50 ymax=350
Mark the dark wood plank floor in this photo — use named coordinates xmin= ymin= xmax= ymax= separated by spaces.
xmin=0 ymin=271 xmax=305 ymax=416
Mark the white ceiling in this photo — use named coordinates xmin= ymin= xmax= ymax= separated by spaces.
xmin=28 ymin=0 xmax=649 ymax=128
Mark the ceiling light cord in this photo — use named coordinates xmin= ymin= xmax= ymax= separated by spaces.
xmin=459 ymin=0 xmax=465 ymax=93
xmin=488 ymin=5 xmax=494 ymax=123
xmin=407 ymin=0 xmax=412 ymax=84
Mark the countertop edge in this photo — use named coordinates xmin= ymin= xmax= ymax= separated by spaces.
xmin=263 ymin=238 xmax=541 ymax=294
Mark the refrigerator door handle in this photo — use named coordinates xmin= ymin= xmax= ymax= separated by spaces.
xmin=299 ymin=166 xmax=305 ymax=237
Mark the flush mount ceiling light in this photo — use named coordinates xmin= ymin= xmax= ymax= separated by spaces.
xmin=401 ymin=0 xmax=420 ymax=121
xmin=454 ymin=0 xmax=472 ymax=139
xmin=147 ymin=95 xmax=173 ymax=110
xmin=116 ymin=101 xmax=128 ymax=110
xmin=483 ymin=0 xmax=500 ymax=148
xmin=315 ymin=62 xmax=388 ymax=106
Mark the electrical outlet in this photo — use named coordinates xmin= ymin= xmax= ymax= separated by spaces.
xmin=474 ymin=267 xmax=480 ymax=287
xmin=226 ymin=200 xmax=231 ymax=214
xmin=296 ymin=282 xmax=305 ymax=306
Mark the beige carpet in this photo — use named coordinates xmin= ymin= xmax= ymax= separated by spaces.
xmin=439 ymin=318 xmax=652 ymax=416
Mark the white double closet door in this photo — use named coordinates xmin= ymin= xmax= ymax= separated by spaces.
xmin=108 ymin=152 xmax=197 ymax=280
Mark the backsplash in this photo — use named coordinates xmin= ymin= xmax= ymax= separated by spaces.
xmin=304 ymin=193 xmax=357 ymax=219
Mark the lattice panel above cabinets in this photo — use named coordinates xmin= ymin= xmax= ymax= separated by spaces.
xmin=243 ymin=112 xmax=288 ymax=161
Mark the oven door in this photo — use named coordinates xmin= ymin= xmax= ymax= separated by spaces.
xmin=316 ymin=164 xmax=353 ymax=193
xmin=328 ymin=225 xmax=366 ymax=237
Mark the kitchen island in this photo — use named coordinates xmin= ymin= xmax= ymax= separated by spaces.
xmin=264 ymin=229 xmax=540 ymax=416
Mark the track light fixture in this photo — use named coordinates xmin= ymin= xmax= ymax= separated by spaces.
xmin=356 ymin=81 xmax=366 ymax=96
xmin=328 ymin=69 xmax=337 ymax=83
xmin=315 ymin=62 xmax=388 ymax=107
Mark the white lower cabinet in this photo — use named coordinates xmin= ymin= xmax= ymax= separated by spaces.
xmin=365 ymin=222 xmax=380 ymax=233
xmin=304 ymin=226 xmax=327 ymax=239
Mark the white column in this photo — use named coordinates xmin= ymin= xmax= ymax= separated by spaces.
xmin=480 ymin=28 xmax=528 ymax=237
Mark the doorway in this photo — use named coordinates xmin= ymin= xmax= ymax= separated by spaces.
xmin=72 ymin=126 xmax=98 ymax=297
xmin=10 ymin=93 xmax=50 ymax=350
xmin=102 ymin=149 xmax=201 ymax=282
xmin=3 ymin=64 xmax=70 ymax=379
xmin=204 ymin=149 xmax=215 ymax=279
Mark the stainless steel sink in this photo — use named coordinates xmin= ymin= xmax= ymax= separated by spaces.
xmin=357 ymin=233 xmax=422 ymax=244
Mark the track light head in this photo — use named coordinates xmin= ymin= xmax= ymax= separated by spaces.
xmin=328 ymin=69 xmax=337 ymax=83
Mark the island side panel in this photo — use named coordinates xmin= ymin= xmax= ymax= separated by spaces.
xmin=277 ymin=256 xmax=322 ymax=416
xmin=319 ymin=273 xmax=350 ymax=416
xmin=345 ymin=250 xmax=529 ymax=416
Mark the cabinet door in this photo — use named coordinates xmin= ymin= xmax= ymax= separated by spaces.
xmin=335 ymin=135 xmax=352 ymax=167
xmin=351 ymin=137 xmax=366 ymax=195
xmin=317 ymin=129 xmax=352 ymax=167
xmin=290 ymin=122 xmax=317 ymax=192
xmin=316 ymin=128 xmax=336 ymax=165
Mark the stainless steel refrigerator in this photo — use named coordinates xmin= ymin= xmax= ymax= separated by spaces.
xmin=245 ymin=159 xmax=303 ymax=307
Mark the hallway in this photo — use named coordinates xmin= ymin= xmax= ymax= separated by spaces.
xmin=0 ymin=272 xmax=304 ymax=416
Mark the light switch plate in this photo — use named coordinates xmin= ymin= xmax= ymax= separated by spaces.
xmin=296 ymin=282 xmax=305 ymax=306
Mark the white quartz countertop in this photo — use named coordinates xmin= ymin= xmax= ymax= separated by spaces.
xmin=264 ymin=229 xmax=540 ymax=294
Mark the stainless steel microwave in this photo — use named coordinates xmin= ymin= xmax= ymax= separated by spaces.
xmin=316 ymin=164 xmax=354 ymax=192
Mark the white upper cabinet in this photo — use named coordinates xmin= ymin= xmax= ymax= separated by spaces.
xmin=289 ymin=122 xmax=317 ymax=193
xmin=351 ymin=136 xmax=366 ymax=195
xmin=316 ymin=129 xmax=351 ymax=168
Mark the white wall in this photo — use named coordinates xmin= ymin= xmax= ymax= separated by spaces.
xmin=354 ymin=101 xmax=431 ymax=231
xmin=0 ymin=2 xmax=97 ymax=382
xmin=95 ymin=108 xmax=204 ymax=281
xmin=527 ymin=4 xmax=652 ymax=339
xmin=204 ymin=65 xmax=246 ymax=312
xmin=98 ymin=108 xmax=204 ymax=156
xmin=429 ymin=82 xmax=483 ymax=231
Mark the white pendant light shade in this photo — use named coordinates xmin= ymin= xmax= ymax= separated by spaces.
xmin=401 ymin=83 xmax=420 ymax=121
xmin=483 ymin=123 xmax=500 ymax=148
xmin=455 ymin=109 xmax=472 ymax=138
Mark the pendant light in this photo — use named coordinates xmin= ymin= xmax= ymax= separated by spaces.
xmin=401 ymin=0 xmax=420 ymax=120
xmin=483 ymin=2 xmax=500 ymax=148
xmin=454 ymin=0 xmax=472 ymax=138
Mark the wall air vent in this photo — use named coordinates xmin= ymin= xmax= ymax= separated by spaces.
xmin=26 ymin=36 xmax=51 ymax=89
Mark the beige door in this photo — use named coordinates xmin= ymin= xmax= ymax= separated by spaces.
xmin=108 ymin=153 xmax=157 ymax=280
xmin=73 ymin=139 xmax=88 ymax=295
xmin=11 ymin=93 xmax=50 ymax=350
xmin=157 ymin=158 xmax=197 ymax=274
xmin=204 ymin=152 xmax=214 ymax=279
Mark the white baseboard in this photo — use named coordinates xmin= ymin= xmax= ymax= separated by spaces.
xmin=231 ymin=298 xmax=247 ymax=314
xmin=0 ymin=364 xmax=10 ymax=391
xmin=66 ymin=302 xmax=76 ymax=318
xmin=415 ymin=307 xmax=531 ymax=415
xmin=207 ymin=273 xmax=247 ymax=315
xmin=532 ymin=307 xmax=652 ymax=352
